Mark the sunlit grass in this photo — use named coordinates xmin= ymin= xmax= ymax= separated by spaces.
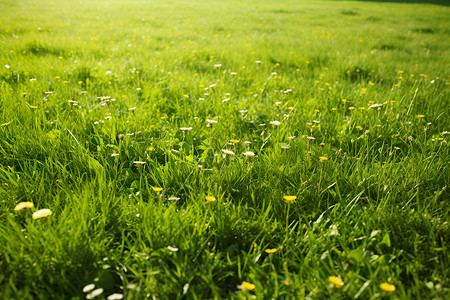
xmin=0 ymin=0 xmax=449 ymax=299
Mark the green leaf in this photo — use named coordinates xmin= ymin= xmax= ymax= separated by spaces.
xmin=381 ymin=233 xmax=391 ymax=247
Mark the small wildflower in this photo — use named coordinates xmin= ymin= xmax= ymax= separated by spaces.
xmin=270 ymin=120 xmax=281 ymax=126
xmin=328 ymin=276 xmax=344 ymax=288
xmin=380 ymin=283 xmax=396 ymax=292
xmin=205 ymin=196 xmax=216 ymax=202
xmin=221 ymin=149 xmax=235 ymax=155
xmin=283 ymin=195 xmax=297 ymax=202
xmin=394 ymin=147 xmax=400 ymax=150
xmin=134 ymin=161 xmax=146 ymax=166
xmin=207 ymin=119 xmax=217 ymax=124
xmin=14 ymin=202 xmax=34 ymax=211
xmin=168 ymin=197 xmax=180 ymax=201
xmin=230 ymin=139 xmax=239 ymax=144
xmin=284 ymin=279 xmax=292 ymax=286
xmin=83 ymin=284 xmax=96 ymax=293
xmin=1 ymin=122 xmax=11 ymax=126
xmin=107 ymin=294 xmax=124 ymax=300
xmin=152 ymin=187 xmax=163 ymax=192
xmin=319 ymin=156 xmax=328 ymax=161
xmin=417 ymin=115 xmax=425 ymax=118
xmin=348 ymin=107 xmax=356 ymax=110
xmin=265 ymin=248 xmax=277 ymax=254
xmin=180 ymin=127 xmax=192 ymax=131
xmin=241 ymin=281 xmax=256 ymax=291
xmin=118 ymin=134 xmax=125 ymax=141
xmin=32 ymin=209 xmax=52 ymax=219
xmin=243 ymin=151 xmax=255 ymax=157
xmin=167 ymin=246 xmax=179 ymax=252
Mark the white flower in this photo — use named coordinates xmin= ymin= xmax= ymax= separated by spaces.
xmin=207 ymin=119 xmax=217 ymax=124
xmin=83 ymin=284 xmax=95 ymax=293
xmin=270 ymin=120 xmax=281 ymax=126
xmin=168 ymin=246 xmax=179 ymax=252
xmin=180 ymin=127 xmax=192 ymax=131
xmin=107 ymin=294 xmax=124 ymax=300
xmin=86 ymin=288 xmax=103 ymax=299
xmin=369 ymin=103 xmax=383 ymax=109
xmin=221 ymin=149 xmax=235 ymax=155
xmin=5 ymin=65 xmax=10 ymax=69
xmin=243 ymin=151 xmax=255 ymax=157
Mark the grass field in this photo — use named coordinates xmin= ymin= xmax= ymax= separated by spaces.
xmin=1 ymin=0 xmax=449 ymax=299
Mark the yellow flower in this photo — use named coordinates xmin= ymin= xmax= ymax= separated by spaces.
xmin=348 ymin=107 xmax=356 ymax=110
xmin=380 ymin=283 xmax=396 ymax=292
xmin=417 ymin=115 xmax=425 ymax=118
xmin=265 ymin=248 xmax=277 ymax=254
xmin=1 ymin=122 xmax=11 ymax=127
xmin=32 ymin=209 xmax=52 ymax=219
xmin=230 ymin=139 xmax=239 ymax=144
xmin=14 ymin=202 xmax=34 ymax=211
xmin=241 ymin=281 xmax=255 ymax=290
xmin=328 ymin=276 xmax=344 ymax=288
xmin=394 ymin=147 xmax=400 ymax=150
xmin=319 ymin=156 xmax=328 ymax=161
xmin=152 ymin=187 xmax=163 ymax=192
xmin=283 ymin=195 xmax=297 ymax=202
xmin=205 ymin=196 xmax=216 ymax=202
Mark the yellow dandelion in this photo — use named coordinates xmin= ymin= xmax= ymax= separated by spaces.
xmin=241 ymin=281 xmax=255 ymax=291
xmin=152 ymin=187 xmax=163 ymax=192
xmin=14 ymin=202 xmax=34 ymax=211
xmin=331 ymin=108 xmax=337 ymax=111
xmin=328 ymin=276 xmax=344 ymax=288
xmin=284 ymin=279 xmax=292 ymax=286
xmin=319 ymin=156 xmax=328 ymax=161
xmin=394 ymin=147 xmax=400 ymax=150
xmin=30 ymin=105 xmax=38 ymax=109
xmin=32 ymin=209 xmax=52 ymax=219
xmin=265 ymin=248 xmax=277 ymax=254
xmin=205 ymin=196 xmax=216 ymax=202
xmin=380 ymin=283 xmax=396 ymax=292
xmin=348 ymin=107 xmax=356 ymax=110
xmin=417 ymin=115 xmax=425 ymax=118
xmin=356 ymin=126 xmax=363 ymax=130
xmin=283 ymin=195 xmax=297 ymax=202
xmin=230 ymin=139 xmax=239 ymax=144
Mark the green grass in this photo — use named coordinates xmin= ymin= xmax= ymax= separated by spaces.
xmin=0 ymin=0 xmax=449 ymax=299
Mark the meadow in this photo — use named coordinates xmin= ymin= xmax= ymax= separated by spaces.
xmin=0 ymin=0 xmax=449 ymax=299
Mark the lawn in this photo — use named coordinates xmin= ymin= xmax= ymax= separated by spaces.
xmin=0 ymin=0 xmax=449 ymax=299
